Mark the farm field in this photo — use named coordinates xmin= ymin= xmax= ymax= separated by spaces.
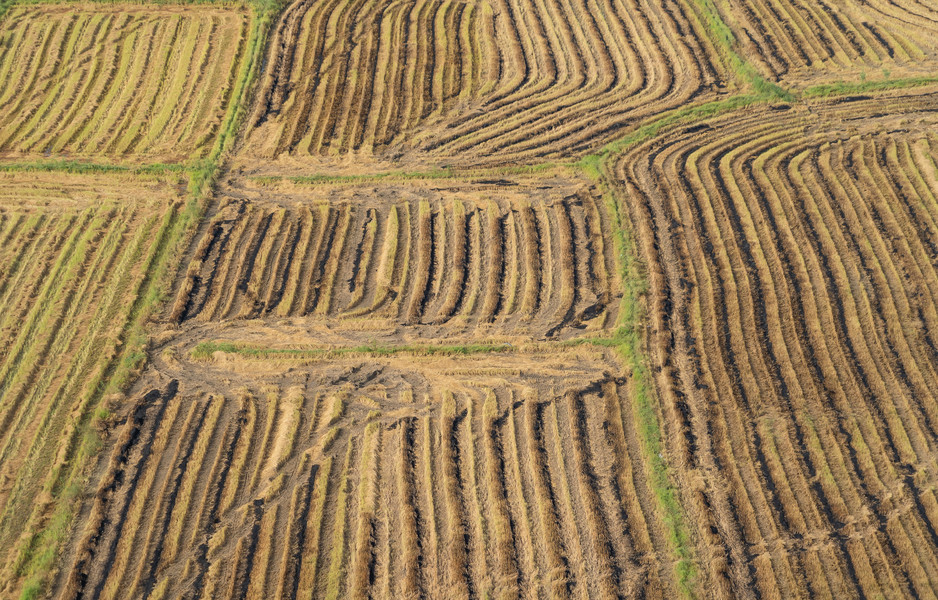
xmin=614 ymin=88 xmax=938 ymax=597
xmin=3 ymin=0 xmax=938 ymax=598
xmin=56 ymin=341 xmax=683 ymax=599
xmin=169 ymin=173 xmax=620 ymax=338
xmin=0 ymin=170 xmax=186 ymax=598
xmin=238 ymin=0 xmax=725 ymax=166
xmin=716 ymin=0 xmax=938 ymax=86
xmin=0 ymin=4 xmax=249 ymax=162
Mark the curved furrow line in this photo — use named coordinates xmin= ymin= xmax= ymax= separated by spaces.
xmin=240 ymin=0 xmax=717 ymax=163
xmin=273 ymin=206 xmax=316 ymax=318
xmin=613 ymin=94 xmax=938 ymax=597
xmin=251 ymin=0 xmax=316 ymax=125
xmin=43 ymin=14 xmax=123 ymax=153
xmin=704 ymin=125 xmax=908 ymax=596
xmin=172 ymin=184 xmax=618 ymax=337
xmin=85 ymin=17 xmax=163 ymax=154
xmin=427 ymin=0 xmax=644 ymax=136
xmin=420 ymin=0 xmax=705 ymax=161
xmin=15 ymin=12 xmax=102 ymax=152
xmin=267 ymin=0 xmax=334 ymax=156
xmin=0 ymin=6 xmax=248 ymax=161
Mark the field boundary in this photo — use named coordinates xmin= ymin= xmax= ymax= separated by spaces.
xmin=567 ymin=58 xmax=938 ymax=600
xmin=570 ymin=170 xmax=699 ymax=595
xmin=190 ymin=340 xmax=517 ymax=360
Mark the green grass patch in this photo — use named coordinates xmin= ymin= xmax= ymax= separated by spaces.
xmin=575 ymin=164 xmax=698 ymax=597
xmin=0 ymin=0 xmax=17 ymax=19
xmin=191 ymin=340 xmax=514 ymax=360
xmin=259 ymin=163 xmax=566 ymax=185
xmin=803 ymin=76 xmax=938 ymax=98
xmin=0 ymin=159 xmax=187 ymax=175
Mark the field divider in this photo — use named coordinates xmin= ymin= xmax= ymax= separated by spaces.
xmin=681 ymin=0 xmax=791 ymax=99
xmin=190 ymin=340 xmax=521 ymax=361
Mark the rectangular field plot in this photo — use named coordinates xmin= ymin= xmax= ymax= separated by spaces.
xmin=171 ymin=176 xmax=621 ymax=339
xmin=239 ymin=0 xmax=722 ymax=165
xmin=721 ymin=0 xmax=938 ymax=83
xmin=0 ymin=5 xmax=248 ymax=162
xmin=59 ymin=346 xmax=683 ymax=599
xmin=0 ymin=171 xmax=181 ymax=580
xmin=614 ymin=90 xmax=938 ymax=598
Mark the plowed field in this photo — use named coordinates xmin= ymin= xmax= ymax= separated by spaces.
xmin=60 ymin=334 xmax=689 ymax=599
xmin=614 ymin=88 xmax=938 ymax=598
xmin=170 ymin=175 xmax=620 ymax=338
xmin=0 ymin=5 xmax=248 ymax=161
xmin=6 ymin=0 xmax=938 ymax=598
xmin=721 ymin=0 xmax=938 ymax=84
xmin=239 ymin=0 xmax=724 ymax=165
xmin=0 ymin=170 xmax=183 ymax=597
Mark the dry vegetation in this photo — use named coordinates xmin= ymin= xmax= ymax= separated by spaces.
xmin=57 ymin=344 xmax=687 ymax=599
xmin=0 ymin=4 xmax=248 ymax=162
xmin=238 ymin=0 xmax=725 ymax=165
xmin=4 ymin=0 xmax=938 ymax=597
xmin=613 ymin=88 xmax=938 ymax=597
xmin=0 ymin=171 xmax=184 ymax=598
xmin=169 ymin=175 xmax=620 ymax=338
xmin=718 ymin=0 xmax=938 ymax=84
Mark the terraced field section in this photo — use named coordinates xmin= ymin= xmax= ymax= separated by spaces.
xmin=614 ymin=88 xmax=938 ymax=598
xmin=0 ymin=171 xmax=184 ymax=597
xmin=170 ymin=174 xmax=621 ymax=339
xmin=57 ymin=341 xmax=685 ymax=599
xmin=719 ymin=0 xmax=938 ymax=83
xmin=239 ymin=0 xmax=724 ymax=165
xmin=0 ymin=4 xmax=249 ymax=162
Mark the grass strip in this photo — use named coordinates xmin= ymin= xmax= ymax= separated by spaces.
xmin=686 ymin=0 xmax=792 ymax=100
xmin=803 ymin=76 xmax=938 ymax=98
xmin=254 ymin=163 xmax=565 ymax=185
xmin=0 ymin=159 xmax=187 ymax=175
xmin=3 ymin=0 xmax=252 ymax=10
xmin=575 ymin=132 xmax=700 ymax=595
xmin=191 ymin=340 xmax=514 ymax=360
xmin=605 ymin=185 xmax=698 ymax=597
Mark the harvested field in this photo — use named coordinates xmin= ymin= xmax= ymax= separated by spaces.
xmin=13 ymin=0 xmax=938 ymax=596
xmin=57 ymin=343 xmax=683 ymax=599
xmin=239 ymin=0 xmax=724 ymax=164
xmin=0 ymin=171 xmax=183 ymax=596
xmin=169 ymin=175 xmax=620 ymax=338
xmin=614 ymin=88 xmax=938 ymax=598
xmin=0 ymin=4 xmax=248 ymax=161
xmin=721 ymin=0 xmax=938 ymax=82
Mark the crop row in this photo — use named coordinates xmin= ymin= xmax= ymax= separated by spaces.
xmin=0 ymin=5 xmax=248 ymax=161
xmin=241 ymin=0 xmax=723 ymax=163
xmin=59 ymin=347 xmax=688 ymax=599
xmin=171 ymin=184 xmax=619 ymax=338
xmin=614 ymin=90 xmax=938 ymax=598
xmin=723 ymin=0 xmax=936 ymax=79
